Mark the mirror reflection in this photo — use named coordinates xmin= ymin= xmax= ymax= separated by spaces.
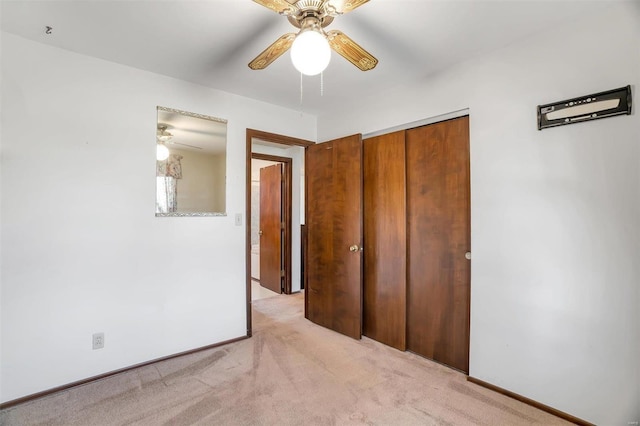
xmin=156 ymin=106 xmax=227 ymax=216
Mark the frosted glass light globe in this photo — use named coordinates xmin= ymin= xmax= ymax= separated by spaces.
xmin=156 ymin=144 xmax=170 ymax=161
xmin=290 ymin=30 xmax=331 ymax=76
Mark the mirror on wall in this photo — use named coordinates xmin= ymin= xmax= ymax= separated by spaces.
xmin=156 ymin=106 xmax=227 ymax=216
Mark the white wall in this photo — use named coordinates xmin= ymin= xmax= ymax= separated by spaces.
xmin=212 ymin=152 xmax=226 ymax=212
xmin=319 ymin=4 xmax=639 ymax=425
xmin=171 ymin=148 xmax=225 ymax=213
xmin=252 ymin=145 xmax=305 ymax=293
xmin=0 ymin=32 xmax=316 ymax=403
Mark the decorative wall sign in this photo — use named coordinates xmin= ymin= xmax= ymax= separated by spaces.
xmin=537 ymin=85 xmax=632 ymax=130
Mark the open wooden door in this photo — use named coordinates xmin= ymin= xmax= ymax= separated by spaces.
xmin=259 ymin=164 xmax=283 ymax=294
xmin=305 ymin=134 xmax=363 ymax=339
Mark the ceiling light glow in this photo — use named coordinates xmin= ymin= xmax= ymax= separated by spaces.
xmin=290 ymin=30 xmax=331 ymax=76
xmin=157 ymin=143 xmax=170 ymax=161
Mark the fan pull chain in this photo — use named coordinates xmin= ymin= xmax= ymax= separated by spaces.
xmin=300 ymin=72 xmax=303 ymax=107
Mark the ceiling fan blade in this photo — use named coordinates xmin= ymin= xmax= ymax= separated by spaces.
xmin=326 ymin=30 xmax=378 ymax=71
xmin=328 ymin=0 xmax=370 ymax=14
xmin=252 ymin=0 xmax=296 ymax=15
xmin=249 ymin=33 xmax=296 ymax=70
xmin=169 ymin=141 xmax=203 ymax=150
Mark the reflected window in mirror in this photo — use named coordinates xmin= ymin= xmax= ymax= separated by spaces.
xmin=156 ymin=106 xmax=227 ymax=217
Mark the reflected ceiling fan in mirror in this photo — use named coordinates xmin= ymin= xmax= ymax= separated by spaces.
xmin=157 ymin=125 xmax=173 ymax=142
xmin=157 ymin=124 xmax=203 ymax=151
xmin=156 ymin=125 xmax=171 ymax=161
xmin=249 ymin=0 xmax=378 ymax=75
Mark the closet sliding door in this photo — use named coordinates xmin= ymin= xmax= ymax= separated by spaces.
xmin=313 ymin=118 xmax=470 ymax=372
xmin=406 ymin=116 xmax=471 ymax=373
xmin=363 ymin=131 xmax=407 ymax=351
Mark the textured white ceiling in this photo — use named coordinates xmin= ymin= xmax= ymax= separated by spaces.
xmin=0 ymin=0 xmax=615 ymax=116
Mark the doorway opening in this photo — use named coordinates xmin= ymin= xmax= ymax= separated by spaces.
xmin=251 ymin=155 xmax=291 ymax=300
xmin=245 ymin=129 xmax=314 ymax=337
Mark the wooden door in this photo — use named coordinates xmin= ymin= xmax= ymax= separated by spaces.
xmin=259 ymin=164 xmax=283 ymax=294
xmin=363 ymin=131 xmax=407 ymax=350
xmin=406 ymin=116 xmax=471 ymax=373
xmin=305 ymin=134 xmax=363 ymax=339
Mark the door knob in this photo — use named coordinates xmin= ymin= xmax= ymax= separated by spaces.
xmin=259 ymin=230 xmax=263 ymax=236
xmin=349 ymin=245 xmax=360 ymax=252
xmin=465 ymin=252 xmax=471 ymax=260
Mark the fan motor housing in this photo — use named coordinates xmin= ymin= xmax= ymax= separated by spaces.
xmin=287 ymin=0 xmax=335 ymax=28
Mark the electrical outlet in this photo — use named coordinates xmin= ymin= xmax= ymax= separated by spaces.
xmin=92 ymin=332 xmax=104 ymax=350
xmin=235 ymin=213 xmax=242 ymax=226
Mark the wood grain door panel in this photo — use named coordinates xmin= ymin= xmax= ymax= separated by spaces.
xmin=363 ymin=131 xmax=407 ymax=351
xmin=406 ymin=116 xmax=471 ymax=373
xmin=306 ymin=134 xmax=363 ymax=339
xmin=259 ymin=164 xmax=283 ymax=294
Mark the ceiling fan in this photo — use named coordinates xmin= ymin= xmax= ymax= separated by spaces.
xmin=248 ymin=0 xmax=378 ymax=75
xmin=157 ymin=125 xmax=203 ymax=150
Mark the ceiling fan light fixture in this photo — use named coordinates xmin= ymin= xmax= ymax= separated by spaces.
xmin=290 ymin=29 xmax=331 ymax=76
xmin=249 ymin=0 xmax=377 ymax=73
xmin=156 ymin=143 xmax=170 ymax=161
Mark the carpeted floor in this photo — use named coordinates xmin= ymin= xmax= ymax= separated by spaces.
xmin=0 ymin=293 xmax=569 ymax=425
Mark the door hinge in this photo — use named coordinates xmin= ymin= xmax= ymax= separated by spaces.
xmin=281 ymin=222 xmax=285 ymax=230
xmin=280 ymin=270 xmax=285 ymax=278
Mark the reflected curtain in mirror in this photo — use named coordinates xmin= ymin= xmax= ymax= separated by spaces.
xmin=156 ymin=154 xmax=183 ymax=213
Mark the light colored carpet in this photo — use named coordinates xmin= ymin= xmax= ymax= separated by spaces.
xmin=0 ymin=293 xmax=570 ymax=425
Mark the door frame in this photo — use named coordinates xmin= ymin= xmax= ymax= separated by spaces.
xmin=245 ymin=129 xmax=314 ymax=337
xmin=254 ymin=154 xmax=291 ymax=294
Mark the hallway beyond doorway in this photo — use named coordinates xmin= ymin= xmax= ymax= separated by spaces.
xmin=251 ymin=279 xmax=278 ymax=301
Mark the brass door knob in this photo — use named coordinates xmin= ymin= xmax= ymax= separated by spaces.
xmin=349 ymin=245 xmax=360 ymax=252
xmin=259 ymin=230 xmax=263 ymax=236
